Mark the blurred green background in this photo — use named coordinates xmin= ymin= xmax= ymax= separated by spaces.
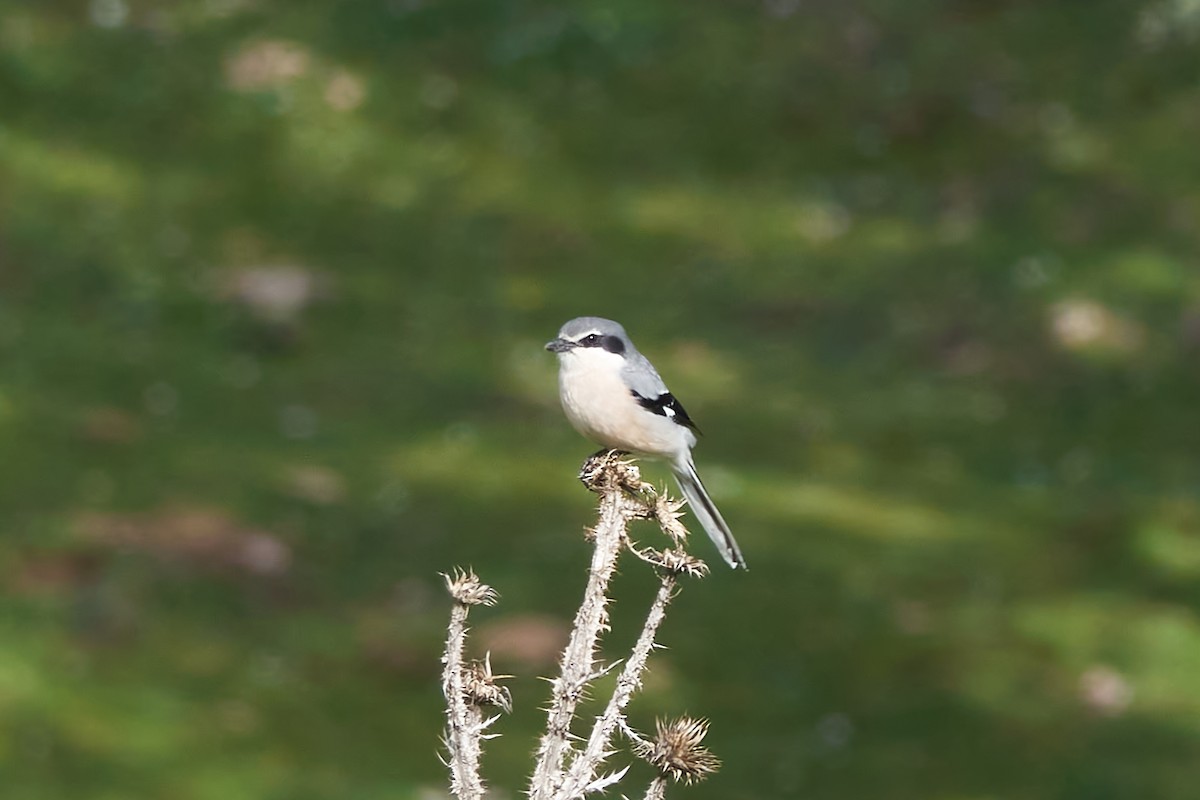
xmin=4 ymin=0 xmax=1200 ymax=797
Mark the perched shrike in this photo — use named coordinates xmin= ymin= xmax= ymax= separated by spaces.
xmin=546 ymin=317 xmax=747 ymax=569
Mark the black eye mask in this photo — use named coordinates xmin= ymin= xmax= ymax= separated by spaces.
xmin=577 ymin=333 xmax=626 ymax=355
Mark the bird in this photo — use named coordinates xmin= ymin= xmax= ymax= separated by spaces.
xmin=545 ymin=316 xmax=746 ymax=569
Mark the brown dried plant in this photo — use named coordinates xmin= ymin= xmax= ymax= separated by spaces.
xmin=438 ymin=451 xmax=722 ymax=799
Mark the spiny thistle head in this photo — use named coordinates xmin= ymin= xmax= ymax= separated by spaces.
xmin=657 ymin=549 xmax=710 ymax=578
xmin=443 ymin=568 xmax=498 ymax=606
xmin=635 ymin=717 xmax=720 ymax=784
xmin=579 ymin=450 xmax=648 ymax=494
xmin=465 ymin=653 xmax=512 ymax=713
xmin=655 ymin=495 xmax=691 ymax=544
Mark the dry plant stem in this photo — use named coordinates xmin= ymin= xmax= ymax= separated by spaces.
xmin=443 ymin=600 xmax=486 ymax=799
xmin=644 ymin=777 xmax=669 ymax=800
xmin=530 ymin=457 xmax=641 ymax=800
xmin=558 ymin=574 xmax=678 ymax=798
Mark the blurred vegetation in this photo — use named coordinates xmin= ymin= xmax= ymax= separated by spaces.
xmin=3 ymin=0 xmax=1200 ymax=797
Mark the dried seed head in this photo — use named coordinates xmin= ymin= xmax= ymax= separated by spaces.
xmin=628 ymin=540 xmax=709 ymax=577
xmin=444 ymin=568 xmax=498 ymax=606
xmin=579 ymin=450 xmax=647 ymax=494
xmin=658 ymin=549 xmax=710 ymax=578
xmin=607 ymin=454 xmax=644 ymax=490
xmin=635 ymin=717 xmax=720 ymax=784
xmin=465 ymin=653 xmax=512 ymax=713
xmin=655 ymin=495 xmax=691 ymax=544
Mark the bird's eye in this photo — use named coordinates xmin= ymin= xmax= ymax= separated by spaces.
xmin=581 ymin=333 xmax=601 ymax=346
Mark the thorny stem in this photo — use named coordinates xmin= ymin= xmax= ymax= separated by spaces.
xmin=439 ymin=453 xmax=718 ymax=799
xmin=644 ymin=777 xmax=669 ymax=800
xmin=441 ymin=570 xmax=501 ymax=800
xmin=558 ymin=574 xmax=679 ymax=798
xmin=529 ymin=454 xmax=640 ymax=799
xmin=442 ymin=600 xmax=486 ymax=800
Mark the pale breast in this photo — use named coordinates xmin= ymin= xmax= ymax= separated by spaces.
xmin=558 ymin=353 xmax=690 ymax=457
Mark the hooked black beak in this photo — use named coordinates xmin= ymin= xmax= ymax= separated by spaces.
xmin=545 ymin=338 xmax=573 ymax=353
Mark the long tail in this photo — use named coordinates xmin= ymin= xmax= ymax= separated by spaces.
xmin=671 ymin=456 xmax=747 ymax=570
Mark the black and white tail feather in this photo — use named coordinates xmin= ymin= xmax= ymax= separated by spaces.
xmin=671 ymin=456 xmax=746 ymax=570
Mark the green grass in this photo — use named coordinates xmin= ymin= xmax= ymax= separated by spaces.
xmin=3 ymin=0 xmax=1200 ymax=797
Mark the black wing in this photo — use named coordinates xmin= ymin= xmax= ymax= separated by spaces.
xmin=632 ymin=390 xmax=701 ymax=434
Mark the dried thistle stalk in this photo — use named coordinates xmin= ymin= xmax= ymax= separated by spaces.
xmin=441 ymin=452 xmax=722 ymax=799
xmin=530 ymin=452 xmax=645 ymax=799
xmin=441 ymin=569 xmax=503 ymax=800
xmin=557 ymin=572 xmax=680 ymax=797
